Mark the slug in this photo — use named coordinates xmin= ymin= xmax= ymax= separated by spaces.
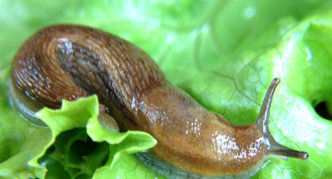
xmin=10 ymin=25 xmax=308 ymax=177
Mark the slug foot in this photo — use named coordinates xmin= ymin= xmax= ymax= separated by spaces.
xmin=8 ymin=78 xmax=46 ymax=127
xmin=136 ymin=152 xmax=263 ymax=179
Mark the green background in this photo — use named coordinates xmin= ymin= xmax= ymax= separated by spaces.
xmin=1 ymin=0 xmax=332 ymax=178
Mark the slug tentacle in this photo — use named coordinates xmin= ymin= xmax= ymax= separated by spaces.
xmin=10 ymin=25 xmax=308 ymax=178
xmin=255 ymin=78 xmax=308 ymax=160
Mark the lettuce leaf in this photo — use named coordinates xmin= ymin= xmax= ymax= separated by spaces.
xmin=37 ymin=96 xmax=159 ymax=179
xmin=1 ymin=0 xmax=332 ymax=178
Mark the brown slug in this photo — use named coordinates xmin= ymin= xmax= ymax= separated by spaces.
xmin=10 ymin=25 xmax=308 ymax=177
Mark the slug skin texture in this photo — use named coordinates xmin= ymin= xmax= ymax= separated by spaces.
xmin=11 ymin=25 xmax=308 ymax=176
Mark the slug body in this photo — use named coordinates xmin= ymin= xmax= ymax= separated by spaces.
xmin=10 ymin=25 xmax=308 ymax=176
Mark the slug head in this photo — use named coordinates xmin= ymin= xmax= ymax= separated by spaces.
xmin=137 ymin=78 xmax=308 ymax=178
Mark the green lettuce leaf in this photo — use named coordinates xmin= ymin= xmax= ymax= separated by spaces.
xmin=1 ymin=0 xmax=332 ymax=178
xmin=37 ymin=96 xmax=159 ymax=179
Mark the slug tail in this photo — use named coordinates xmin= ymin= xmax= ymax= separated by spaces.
xmin=255 ymin=78 xmax=308 ymax=160
xmin=9 ymin=78 xmax=46 ymax=127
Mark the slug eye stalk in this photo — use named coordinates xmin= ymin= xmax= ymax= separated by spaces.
xmin=255 ymin=78 xmax=308 ymax=160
